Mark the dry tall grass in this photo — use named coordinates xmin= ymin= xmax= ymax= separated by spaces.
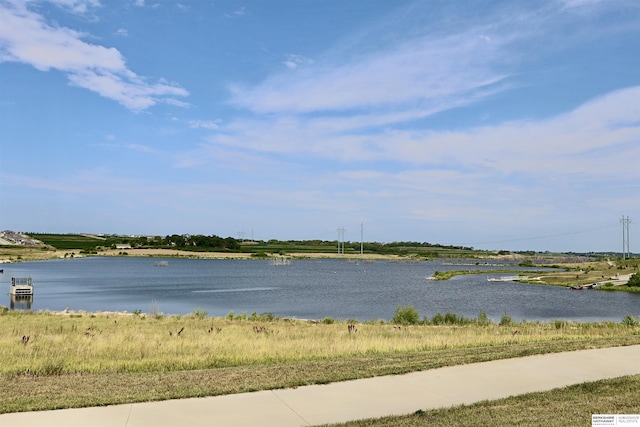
xmin=1 ymin=311 xmax=637 ymax=376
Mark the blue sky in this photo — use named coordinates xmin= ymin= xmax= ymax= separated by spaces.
xmin=0 ymin=0 xmax=638 ymax=252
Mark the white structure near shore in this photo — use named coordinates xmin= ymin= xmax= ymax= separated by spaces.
xmin=10 ymin=277 xmax=33 ymax=296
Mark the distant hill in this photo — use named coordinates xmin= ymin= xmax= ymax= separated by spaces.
xmin=0 ymin=230 xmax=42 ymax=246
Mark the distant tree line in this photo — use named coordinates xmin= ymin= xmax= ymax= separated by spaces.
xmin=128 ymin=237 xmax=478 ymax=255
xmin=261 ymin=239 xmax=474 ymax=254
xmin=30 ymin=233 xmax=478 ymax=254
xmin=29 ymin=232 xmax=635 ymax=260
xmin=115 ymin=234 xmax=240 ymax=251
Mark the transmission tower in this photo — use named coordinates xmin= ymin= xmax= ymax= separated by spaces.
xmin=336 ymin=227 xmax=346 ymax=254
xmin=620 ymin=216 xmax=631 ymax=259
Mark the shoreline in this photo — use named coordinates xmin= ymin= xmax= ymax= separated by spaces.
xmin=0 ymin=247 xmax=412 ymax=262
xmin=8 ymin=309 xmax=639 ymax=326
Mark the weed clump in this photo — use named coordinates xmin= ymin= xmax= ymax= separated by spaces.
xmin=192 ymin=308 xmax=208 ymax=319
xmin=622 ymin=314 xmax=639 ymax=327
xmin=499 ymin=311 xmax=513 ymax=326
xmin=392 ymin=305 xmax=420 ymax=325
xmin=477 ymin=310 xmax=491 ymax=326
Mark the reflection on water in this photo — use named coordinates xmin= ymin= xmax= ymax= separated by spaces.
xmin=10 ymin=295 xmax=33 ymax=310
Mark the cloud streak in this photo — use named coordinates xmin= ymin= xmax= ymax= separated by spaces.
xmin=230 ymin=31 xmax=506 ymax=116
xmin=208 ymin=86 xmax=639 ymax=177
xmin=0 ymin=0 xmax=188 ymax=110
xmin=44 ymin=0 xmax=101 ymax=14
xmin=209 ymin=0 xmax=639 ymax=216
xmin=189 ymin=119 xmax=220 ymax=130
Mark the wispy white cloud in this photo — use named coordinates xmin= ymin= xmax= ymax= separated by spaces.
xmin=561 ymin=0 xmax=607 ymax=9
xmin=42 ymin=0 xmax=101 ymax=14
xmin=0 ymin=0 xmax=188 ymax=110
xmin=188 ymin=119 xmax=220 ymax=130
xmin=124 ymin=143 xmax=156 ymax=153
xmin=228 ymin=0 xmax=637 ymax=122
xmin=224 ymin=6 xmax=246 ymax=18
xmin=231 ymin=31 xmax=505 ymax=116
xmin=3 ymin=84 xmax=637 ymax=245
xmin=195 ymin=87 xmax=640 ymax=227
xmin=283 ymin=54 xmax=313 ymax=69
xmin=168 ymin=1 xmax=637 ymax=245
xmin=215 ymin=0 xmax=638 ymax=188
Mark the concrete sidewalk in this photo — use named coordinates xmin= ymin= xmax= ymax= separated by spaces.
xmin=2 ymin=345 xmax=639 ymax=427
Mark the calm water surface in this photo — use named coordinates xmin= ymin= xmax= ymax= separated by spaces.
xmin=3 ymin=257 xmax=639 ymax=322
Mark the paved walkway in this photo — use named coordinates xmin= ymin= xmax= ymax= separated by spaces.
xmin=2 ymin=345 xmax=639 ymax=427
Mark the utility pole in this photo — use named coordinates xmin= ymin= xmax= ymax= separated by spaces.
xmin=620 ymin=216 xmax=631 ymax=259
xmin=336 ymin=227 xmax=346 ymax=254
xmin=360 ymin=223 xmax=363 ymax=255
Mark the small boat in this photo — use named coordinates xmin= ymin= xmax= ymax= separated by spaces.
xmin=569 ymin=285 xmax=584 ymax=290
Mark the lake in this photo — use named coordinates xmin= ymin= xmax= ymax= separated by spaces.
xmin=2 ymin=257 xmax=639 ymax=322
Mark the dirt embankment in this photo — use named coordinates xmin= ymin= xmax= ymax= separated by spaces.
xmin=1 ymin=247 xmax=407 ymax=262
xmin=103 ymin=249 xmax=403 ymax=260
xmin=100 ymin=248 xmax=255 ymax=259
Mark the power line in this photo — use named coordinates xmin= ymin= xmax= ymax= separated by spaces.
xmin=456 ymin=224 xmax=619 ymax=247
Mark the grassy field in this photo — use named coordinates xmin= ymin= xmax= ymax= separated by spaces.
xmin=522 ymin=259 xmax=640 ymax=293
xmin=0 ymin=245 xmax=66 ymax=262
xmin=432 ymin=258 xmax=640 ymax=293
xmin=4 ymin=311 xmax=640 ymax=376
xmin=1 ymin=310 xmax=639 ymax=414
xmin=28 ymin=233 xmax=109 ymax=251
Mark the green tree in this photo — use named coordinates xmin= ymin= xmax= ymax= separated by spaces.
xmin=627 ymin=273 xmax=640 ymax=287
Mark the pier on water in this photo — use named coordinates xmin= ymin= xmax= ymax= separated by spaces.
xmin=9 ymin=277 xmax=34 ymax=310
xmin=10 ymin=277 xmax=33 ymax=296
